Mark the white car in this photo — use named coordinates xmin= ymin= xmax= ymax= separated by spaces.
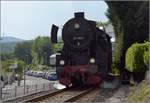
xmin=36 ymin=71 xmax=43 ymax=77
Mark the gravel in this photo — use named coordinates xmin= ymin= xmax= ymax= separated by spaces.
xmin=75 ymin=85 xmax=130 ymax=103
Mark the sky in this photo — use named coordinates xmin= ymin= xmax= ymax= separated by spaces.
xmin=1 ymin=1 xmax=108 ymax=40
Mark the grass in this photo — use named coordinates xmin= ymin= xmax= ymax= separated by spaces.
xmin=128 ymin=80 xmax=150 ymax=103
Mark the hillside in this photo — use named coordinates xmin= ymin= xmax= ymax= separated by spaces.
xmin=1 ymin=36 xmax=23 ymax=43
xmin=1 ymin=42 xmax=19 ymax=53
xmin=1 ymin=36 xmax=24 ymax=53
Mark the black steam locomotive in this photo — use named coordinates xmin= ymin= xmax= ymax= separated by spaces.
xmin=51 ymin=12 xmax=112 ymax=87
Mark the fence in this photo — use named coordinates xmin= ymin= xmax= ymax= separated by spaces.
xmin=1 ymin=82 xmax=54 ymax=100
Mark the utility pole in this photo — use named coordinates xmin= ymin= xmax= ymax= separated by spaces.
xmin=0 ymin=33 xmax=2 ymax=78
xmin=0 ymin=33 xmax=3 ymax=100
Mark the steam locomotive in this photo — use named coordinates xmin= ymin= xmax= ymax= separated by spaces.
xmin=50 ymin=12 xmax=112 ymax=87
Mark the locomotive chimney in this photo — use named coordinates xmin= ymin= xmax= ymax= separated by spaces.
xmin=74 ymin=12 xmax=84 ymax=19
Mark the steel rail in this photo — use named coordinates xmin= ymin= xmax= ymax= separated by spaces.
xmin=22 ymin=87 xmax=73 ymax=102
xmin=64 ymin=87 xmax=97 ymax=102
xmin=23 ymin=86 xmax=97 ymax=102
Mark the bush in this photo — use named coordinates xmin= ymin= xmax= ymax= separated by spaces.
xmin=143 ymin=51 xmax=149 ymax=69
xmin=125 ymin=42 xmax=149 ymax=73
xmin=28 ymin=64 xmax=51 ymax=71
xmin=143 ymin=42 xmax=149 ymax=69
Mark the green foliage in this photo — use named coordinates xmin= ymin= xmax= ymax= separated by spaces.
xmin=2 ymin=36 xmax=54 ymax=74
xmin=125 ymin=42 xmax=149 ymax=72
xmin=32 ymin=36 xmax=52 ymax=65
xmin=143 ymin=51 xmax=149 ymax=68
xmin=112 ymin=58 xmax=120 ymax=75
xmin=52 ymin=37 xmax=63 ymax=53
xmin=53 ymin=43 xmax=63 ymax=53
xmin=2 ymin=60 xmax=14 ymax=72
xmin=105 ymin=2 xmax=125 ymax=69
xmin=2 ymin=60 xmax=25 ymax=78
xmin=106 ymin=1 xmax=149 ymax=69
xmin=112 ymin=67 xmax=120 ymax=76
xmin=17 ymin=60 xmax=25 ymax=76
xmin=28 ymin=64 xmax=51 ymax=71
xmin=143 ymin=42 xmax=150 ymax=68
xmin=1 ymin=53 xmax=14 ymax=61
xmin=96 ymin=21 xmax=110 ymax=28
xmin=12 ymin=36 xmax=54 ymax=71
xmin=14 ymin=40 xmax=32 ymax=63
xmin=1 ymin=42 xmax=18 ymax=54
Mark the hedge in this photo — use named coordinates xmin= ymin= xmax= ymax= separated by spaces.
xmin=142 ymin=42 xmax=149 ymax=69
xmin=125 ymin=42 xmax=149 ymax=73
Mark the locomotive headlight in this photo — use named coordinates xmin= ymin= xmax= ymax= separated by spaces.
xmin=90 ymin=58 xmax=95 ymax=64
xmin=74 ymin=23 xmax=80 ymax=29
xmin=60 ymin=60 xmax=65 ymax=65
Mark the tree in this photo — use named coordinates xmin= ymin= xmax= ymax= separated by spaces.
xmin=105 ymin=1 xmax=149 ymax=70
xmin=32 ymin=36 xmax=52 ymax=66
xmin=14 ymin=41 xmax=32 ymax=64
xmin=96 ymin=21 xmax=110 ymax=28
xmin=16 ymin=60 xmax=25 ymax=86
xmin=52 ymin=37 xmax=63 ymax=53
xmin=16 ymin=60 xmax=25 ymax=76
xmin=1 ymin=53 xmax=14 ymax=61
xmin=2 ymin=60 xmax=14 ymax=72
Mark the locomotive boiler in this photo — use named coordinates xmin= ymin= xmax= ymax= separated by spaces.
xmin=50 ymin=12 xmax=112 ymax=87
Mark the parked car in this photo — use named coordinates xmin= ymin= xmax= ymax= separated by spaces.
xmin=42 ymin=71 xmax=47 ymax=79
xmin=36 ymin=71 xmax=43 ymax=77
xmin=44 ymin=72 xmax=50 ymax=79
xmin=28 ymin=70 xmax=34 ymax=76
xmin=25 ymin=71 xmax=30 ymax=75
xmin=32 ymin=71 xmax=38 ymax=77
xmin=25 ymin=70 xmax=58 ymax=81
xmin=47 ymin=72 xmax=58 ymax=81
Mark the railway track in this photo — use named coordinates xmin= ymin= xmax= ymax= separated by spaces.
xmin=23 ymin=86 xmax=98 ymax=102
xmin=2 ymin=89 xmax=57 ymax=103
